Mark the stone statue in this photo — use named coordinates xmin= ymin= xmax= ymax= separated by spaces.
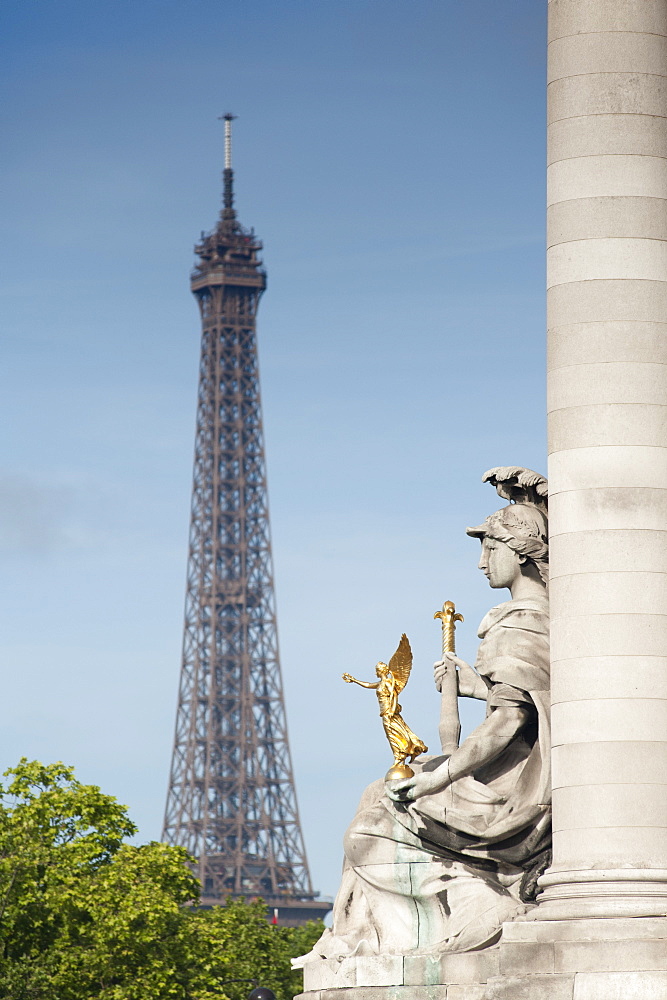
xmin=297 ymin=467 xmax=551 ymax=963
xmin=342 ymin=634 xmax=428 ymax=780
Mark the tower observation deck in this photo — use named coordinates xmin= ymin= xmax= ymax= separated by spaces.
xmin=163 ymin=117 xmax=330 ymax=925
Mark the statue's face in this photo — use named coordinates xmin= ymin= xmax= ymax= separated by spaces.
xmin=478 ymin=536 xmax=521 ymax=590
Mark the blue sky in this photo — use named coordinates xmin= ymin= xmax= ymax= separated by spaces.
xmin=1 ymin=0 xmax=546 ymax=899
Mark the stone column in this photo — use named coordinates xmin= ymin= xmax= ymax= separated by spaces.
xmin=544 ymin=0 xmax=667 ymax=917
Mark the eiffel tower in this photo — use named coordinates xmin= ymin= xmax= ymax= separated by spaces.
xmin=163 ymin=116 xmax=329 ymax=925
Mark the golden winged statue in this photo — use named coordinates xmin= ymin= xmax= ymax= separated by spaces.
xmin=343 ymin=634 xmax=428 ymax=780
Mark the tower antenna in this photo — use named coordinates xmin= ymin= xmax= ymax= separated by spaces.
xmin=219 ymin=112 xmax=237 ymax=216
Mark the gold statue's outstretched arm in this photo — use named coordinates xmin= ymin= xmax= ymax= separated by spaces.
xmin=342 ymin=673 xmax=379 ymax=689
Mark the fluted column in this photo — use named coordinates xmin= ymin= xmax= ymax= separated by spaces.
xmin=544 ymin=0 xmax=667 ymax=917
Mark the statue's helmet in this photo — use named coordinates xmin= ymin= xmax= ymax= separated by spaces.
xmin=466 ymin=467 xmax=549 ymax=585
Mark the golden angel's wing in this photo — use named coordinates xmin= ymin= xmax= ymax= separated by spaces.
xmin=387 ymin=633 xmax=412 ymax=693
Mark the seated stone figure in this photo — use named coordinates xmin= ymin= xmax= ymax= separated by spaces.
xmin=300 ymin=468 xmax=551 ymax=961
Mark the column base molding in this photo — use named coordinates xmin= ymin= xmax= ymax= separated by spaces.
xmin=531 ymin=868 xmax=667 ymax=920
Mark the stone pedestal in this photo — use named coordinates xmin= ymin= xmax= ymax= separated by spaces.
xmin=297 ymin=948 xmax=499 ymax=1000
xmin=297 ymin=917 xmax=667 ymax=999
xmin=491 ymin=917 xmax=667 ymax=999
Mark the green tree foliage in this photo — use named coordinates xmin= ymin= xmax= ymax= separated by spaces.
xmin=0 ymin=760 xmax=322 ymax=999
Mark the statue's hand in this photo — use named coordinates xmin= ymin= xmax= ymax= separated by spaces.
xmin=342 ymin=673 xmax=354 ymax=683
xmin=457 ymin=660 xmax=481 ymax=698
xmin=386 ymin=769 xmax=447 ymax=803
xmin=434 ymin=654 xmax=479 ymax=697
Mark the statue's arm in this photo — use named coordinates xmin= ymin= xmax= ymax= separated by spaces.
xmin=446 ymin=705 xmax=530 ymax=780
xmin=342 ymin=674 xmax=378 ymax=689
xmin=386 ymin=704 xmax=530 ymax=801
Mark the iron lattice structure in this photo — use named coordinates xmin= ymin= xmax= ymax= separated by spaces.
xmin=163 ymin=119 xmax=322 ymax=917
